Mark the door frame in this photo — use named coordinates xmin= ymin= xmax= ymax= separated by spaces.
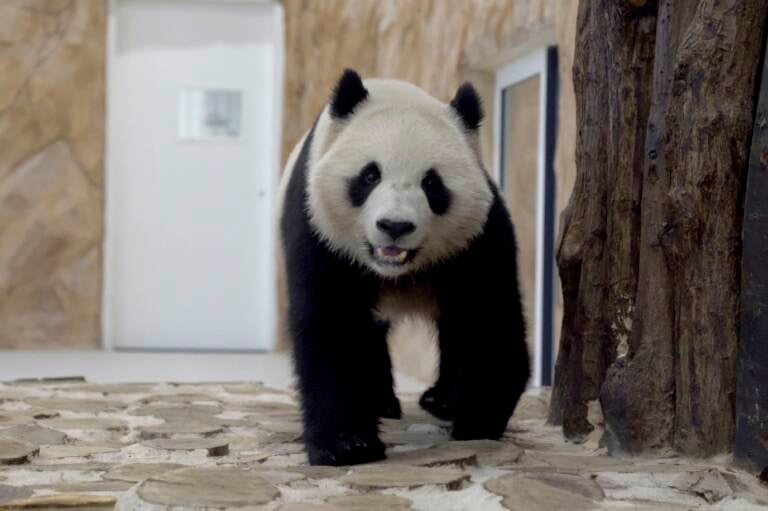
xmin=493 ymin=47 xmax=558 ymax=386
xmin=102 ymin=0 xmax=284 ymax=351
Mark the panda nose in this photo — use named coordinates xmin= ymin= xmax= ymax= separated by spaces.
xmin=376 ymin=219 xmax=415 ymax=240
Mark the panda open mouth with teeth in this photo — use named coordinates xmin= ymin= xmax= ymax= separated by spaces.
xmin=368 ymin=243 xmax=418 ymax=266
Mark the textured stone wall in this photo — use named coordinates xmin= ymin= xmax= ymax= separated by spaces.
xmin=0 ymin=0 xmax=105 ymax=349
xmin=282 ymin=0 xmax=574 ymax=169
xmin=280 ymin=0 xmax=578 ymax=382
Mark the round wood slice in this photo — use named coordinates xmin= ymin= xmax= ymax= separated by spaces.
xmin=142 ymin=437 xmax=229 ymax=456
xmin=341 ymin=464 xmax=469 ymax=490
xmin=0 ymin=440 xmax=38 ymax=465
xmin=137 ymin=467 xmax=279 ymax=507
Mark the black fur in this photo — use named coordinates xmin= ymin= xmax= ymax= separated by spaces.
xmin=422 ymin=179 xmax=529 ymax=440
xmin=421 ymin=168 xmax=452 ymax=215
xmin=282 ymin=124 xmax=390 ymax=465
xmin=450 ymin=82 xmax=483 ymax=131
xmin=330 ymin=69 xmax=369 ymax=119
xmin=347 ymin=162 xmax=381 ymax=207
xmin=282 ymin=89 xmax=528 ymax=467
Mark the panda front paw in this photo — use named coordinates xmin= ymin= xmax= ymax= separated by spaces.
xmin=378 ymin=393 xmax=402 ymax=419
xmin=419 ymin=385 xmax=453 ymax=420
xmin=306 ymin=431 xmax=386 ymax=466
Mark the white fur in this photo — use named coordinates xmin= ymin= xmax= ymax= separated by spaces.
xmin=374 ymin=280 xmax=439 ymax=323
xmin=282 ymin=78 xmax=493 ymax=278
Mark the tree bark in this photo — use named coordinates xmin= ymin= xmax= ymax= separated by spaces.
xmin=549 ymin=0 xmax=657 ymax=440
xmin=551 ymin=0 xmax=768 ymax=456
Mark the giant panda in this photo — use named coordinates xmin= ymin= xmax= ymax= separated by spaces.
xmin=280 ymin=69 xmax=529 ymax=466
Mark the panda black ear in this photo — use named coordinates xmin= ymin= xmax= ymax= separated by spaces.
xmin=330 ymin=69 xmax=369 ymax=119
xmin=450 ymin=82 xmax=483 ymax=131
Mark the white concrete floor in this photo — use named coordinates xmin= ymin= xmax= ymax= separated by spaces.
xmin=0 ymin=351 xmax=426 ymax=393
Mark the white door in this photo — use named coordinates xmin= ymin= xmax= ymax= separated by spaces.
xmin=105 ymin=0 xmax=282 ymax=351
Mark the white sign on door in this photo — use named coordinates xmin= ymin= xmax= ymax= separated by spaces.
xmin=178 ymin=89 xmax=243 ymax=140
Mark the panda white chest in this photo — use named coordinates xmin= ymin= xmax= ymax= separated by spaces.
xmin=373 ymin=281 xmax=439 ymax=323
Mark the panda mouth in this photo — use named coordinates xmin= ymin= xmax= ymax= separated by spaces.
xmin=368 ymin=244 xmax=418 ymax=266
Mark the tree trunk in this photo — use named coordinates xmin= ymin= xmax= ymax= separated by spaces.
xmin=551 ymin=0 xmax=768 ymax=457
xmin=548 ymin=0 xmax=656 ymax=440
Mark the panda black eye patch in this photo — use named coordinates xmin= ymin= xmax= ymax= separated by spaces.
xmin=347 ymin=162 xmax=381 ymax=207
xmin=421 ymin=168 xmax=452 ymax=215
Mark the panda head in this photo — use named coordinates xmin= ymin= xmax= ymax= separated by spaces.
xmin=307 ymin=69 xmax=493 ymax=278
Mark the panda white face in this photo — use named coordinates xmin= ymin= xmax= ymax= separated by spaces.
xmin=306 ymin=77 xmax=493 ymax=278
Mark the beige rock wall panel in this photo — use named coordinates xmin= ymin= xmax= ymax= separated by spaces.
xmin=0 ymin=0 xmax=105 ymax=348
xmin=280 ymin=0 xmax=578 ymax=383
xmin=281 ymin=0 xmax=569 ymax=167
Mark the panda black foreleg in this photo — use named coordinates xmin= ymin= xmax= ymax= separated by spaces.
xmin=448 ymin=308 xmax=529 ymax=440
xmin=292 ymin=306 xmax=387 ymax=466
xmin=431 ymin=196 xmax=530 ymax=440
xmin=437 ymin=265 xmax=529 ymax=440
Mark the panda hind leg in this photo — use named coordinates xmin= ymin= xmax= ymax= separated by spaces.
xmin=419 ymin=318 xmax=456 ymax=421
xmin=373 ymin=319 xmax=401 ymax=419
